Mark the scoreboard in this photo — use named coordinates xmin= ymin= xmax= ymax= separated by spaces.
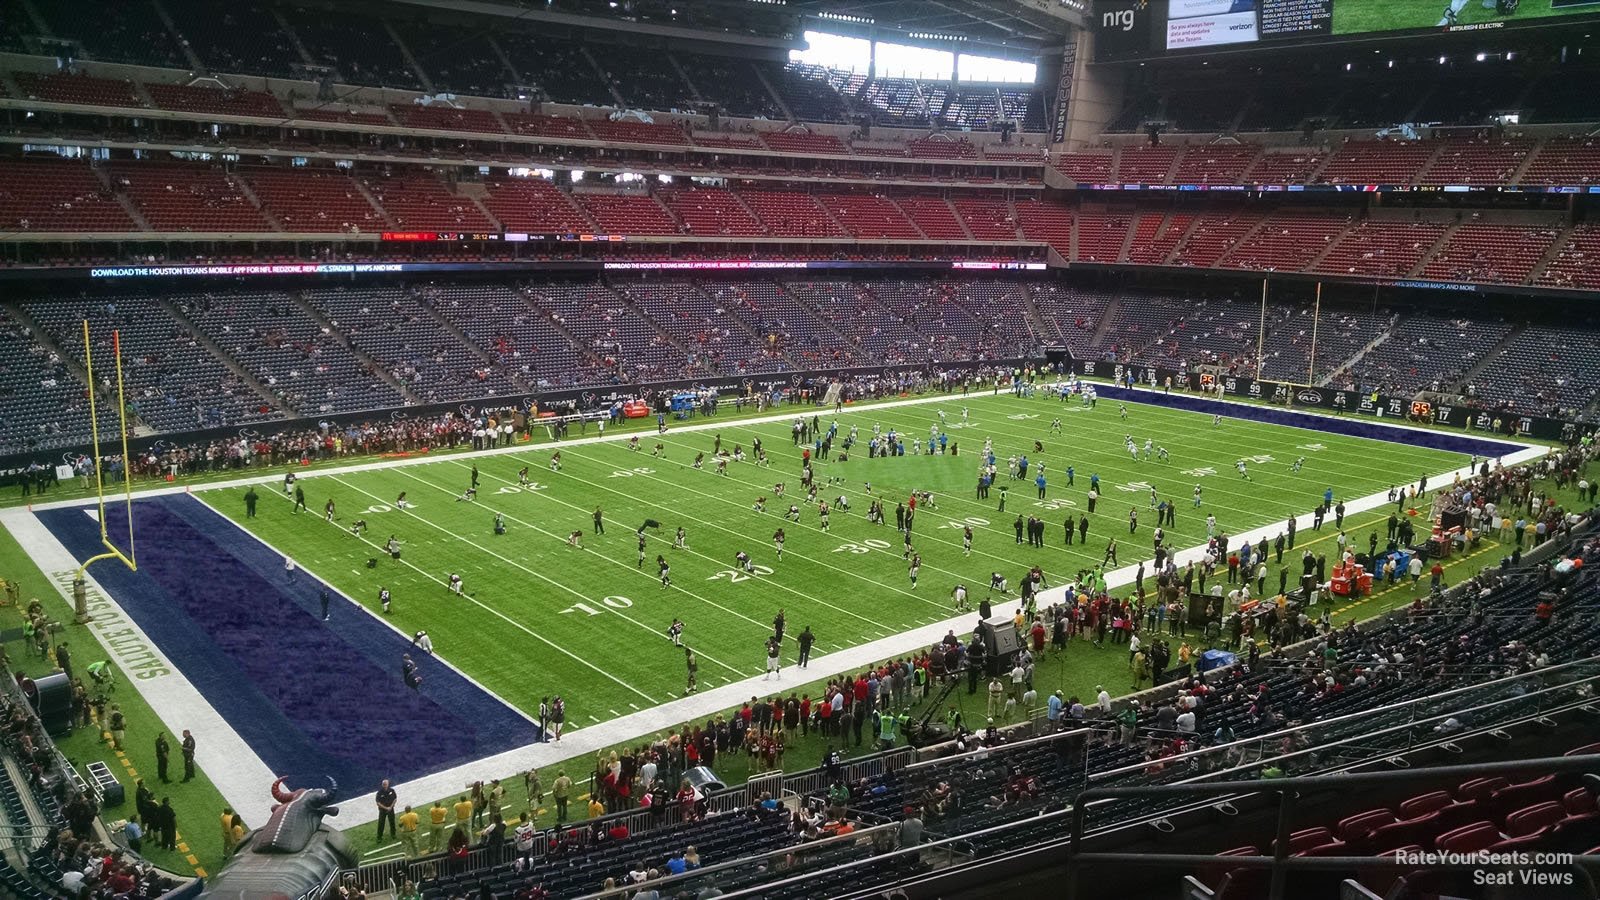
xmin=1095 ymin=0 xmax=1600 ymax=60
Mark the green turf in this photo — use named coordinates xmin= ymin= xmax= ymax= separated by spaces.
xmin=0 ymin=526 xmax=228 ymax=878
xmin=1332 ymin=0 xmax=1592 ymax=35
xmin=333 ymin=470 xmax=1579 ymax=861
xmin=199 ymin=391 xmax=1470 ymax=724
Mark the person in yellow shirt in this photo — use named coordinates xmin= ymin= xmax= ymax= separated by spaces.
xmin=397 ymin=805 xmax=421 ymax=857
xmin=453 ymin=794 xmax=474 ymax=833
xmin=587 ymin=797 xmax=604 ymax=820
xmin=429 ymin=800 xmax=449 ymax=853
xmin=1178 ymin=641 xmax=1193 ymax=666
xmin=220 ymin=808 xmax=239 ymax=855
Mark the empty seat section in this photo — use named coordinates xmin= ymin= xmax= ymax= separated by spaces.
xmin=108 ymin=161 xmax=272 ymax=232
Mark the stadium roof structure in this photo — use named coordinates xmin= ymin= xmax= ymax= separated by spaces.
xmin=784 ymin=0 xmax=1082 ymax=50
xmin=386 ymin=0 xmax=1077 ymax=53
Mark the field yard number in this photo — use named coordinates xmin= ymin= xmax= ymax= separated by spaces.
xmin=1181 ymin=467 xmax=1217 ymax=478
xmin=833 ymin=539 xmax=892 ymax=554
xmin=1116 ymin=480 xmax=1152 ymax=493
xmin=707 ymin=565 xmax=774 ymax=583
xmin=1034 ymin=498 xmax=1077 ymax=511
xmin=362 ymin=503 xmax=417 ymax=513
xmin=561 ymin=595 xmax=635 ymax=617
xmin=1006 ymin=413 xmax=1039 ymax=420
xmin=1240 ymin=454 xmax=1275 ymax=465
xmin=1296 ymin=443 xmax=1327 ymax=452
xmin=610 ymin=467 xmax=657 ymax=478
xmin=495 ymin=483 xmax=547 ymax=494
xmin=938 ymin=516 xmax=990 ymax=530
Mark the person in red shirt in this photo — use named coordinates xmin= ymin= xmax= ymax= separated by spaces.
xmin=853 ymin=675 xmax=869 ymax=706
xmin=800 ymin=695 xmax=812 ymax=736
xmin=818 ymin=695 xmax=833 ymax=736
xmin=1031 ymin=619 xmax=1046 ymax=652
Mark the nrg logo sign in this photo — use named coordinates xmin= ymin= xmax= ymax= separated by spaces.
xmin=1101 ymin=0 xmax=1147 ymax=31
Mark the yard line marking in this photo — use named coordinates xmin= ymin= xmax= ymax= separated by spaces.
xmin=633 ymin=431 xmax=1048 ymax=572
xmin=442 ymin=458 xmax=903 ymax=633
xmin=560 ymin=439 xmax=1055 ymax=597
xmin=322 ymin=475 xmax=663 ymax=703
xmin=384 ymin=468 xmax=750 ymax=676
xmin=819 ymin=403 xmax=1423 ymax=533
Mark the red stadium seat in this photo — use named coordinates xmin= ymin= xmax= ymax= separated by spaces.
xmin=1339 ymin=809 xmax=1399 ymax=846
xmin=1434 ymin=821 xmax=1502 ymax=854
xmin=1504 ymin=801 xmax=1566 ymax=838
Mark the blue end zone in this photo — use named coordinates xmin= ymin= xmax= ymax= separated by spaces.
xmin=1097 ymin=385 xmax=1528 ymax=458
xmin=37 ymin=494 xmax=539 ymax=792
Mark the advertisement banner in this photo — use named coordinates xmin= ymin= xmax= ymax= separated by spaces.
xmin=1095 ymin=0 xmax=1158 ymax=59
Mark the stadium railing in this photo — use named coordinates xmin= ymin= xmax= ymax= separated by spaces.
xmin=350 ymin=766 xmax=806 ymax=892
xmin=632 ymin=651 xmax=1600 ymax=899
xmin=567 ymin=820 xmax=923 ymax=900
xmin=1061 ymin=755 xmax=1600 ymax=900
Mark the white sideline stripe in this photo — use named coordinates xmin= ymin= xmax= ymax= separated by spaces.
xmin=0 ymin=508 xmax=281 ymax=827
xmin=6 ymin=389 xmax=1545 ymax=828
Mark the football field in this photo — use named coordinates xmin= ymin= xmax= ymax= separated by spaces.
xmin=198 ymin=390 xmax=1479 ymax=729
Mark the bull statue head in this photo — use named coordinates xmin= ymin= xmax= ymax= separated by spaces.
xmin=199 ymin=777 xmax=354 ymax=900
xmin=257 ymin=777 xmax=340 ymax=855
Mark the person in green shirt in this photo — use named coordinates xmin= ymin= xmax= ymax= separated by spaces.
xmin=826 ymin=780 xmax=850 ymax=819
xmin=1116 ymin=705 xmax=1138 ymax=745
xmin=552 ymin=770 xmax=573 ymax=824
xmin=878 ymin=710 xmax=898 ymax=749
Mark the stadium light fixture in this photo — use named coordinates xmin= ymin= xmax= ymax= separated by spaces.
xmin=1476 ymin=52 xmax=1486 ymax=61
xmin=1439 ymin=55 xmax=1447 ymax=64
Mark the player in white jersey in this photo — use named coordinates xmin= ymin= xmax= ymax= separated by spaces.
xmin=1292 ymin=456 xmax=1305 ymax=473
xmin=1237 ymin=459 xmax=1251 ymax=481
xmin=447 ymin=573 xmax=463 ymax=595
xmin=953 ymin=583 xmax=969 ymax=611
xmin=1143 ymin=439 xmax=1153 ymax=460
xmin=674 ymin=526 xmax=686 ymax=550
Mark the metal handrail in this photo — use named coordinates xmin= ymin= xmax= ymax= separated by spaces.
xmin=1087 ymin=654 xmax=1600 ymax=784
xmin=566 ymin=820 xmax=900 ymax=900
xmin=666 ymin=678 xmax=1600 ymax=900
xmin=1065 ymin=754 xmax=1600 ymax=900
xmin=1073 ymin=687 xmax=1600 ymax=840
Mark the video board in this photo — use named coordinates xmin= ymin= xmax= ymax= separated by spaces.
xmin=1095 ymin=0 xmax=1600 ymax=59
